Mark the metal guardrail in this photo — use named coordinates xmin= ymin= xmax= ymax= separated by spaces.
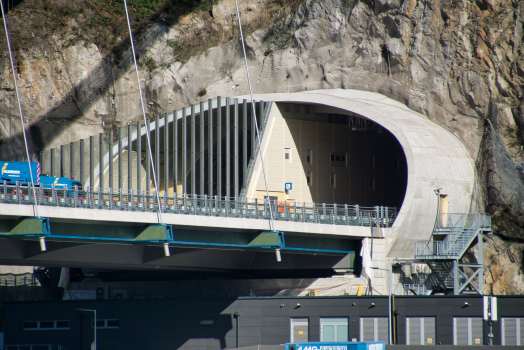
xmin=0 ymin=273 xmax=40 ymax=287
xmin=415 ymin=213 xmax=491 ymax=257
xmin=3 ymin=345 xmax=68 ymax=350
xmin=434 ymin=213 xmax=491 ymax=230
xmin=0 ymin=183 xmax=397 ymax=227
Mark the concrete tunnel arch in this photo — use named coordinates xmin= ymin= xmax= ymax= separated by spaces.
xmin=87 ymin=89 xmax=475 ymax=258
xmin=245 ymin=90 xmax=475 ymax=258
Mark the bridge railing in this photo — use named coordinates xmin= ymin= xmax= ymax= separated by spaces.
xmin=0 ymin=183 xmax=397 ymax=227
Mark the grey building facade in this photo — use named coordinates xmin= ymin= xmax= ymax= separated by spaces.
xmin=3 ymin=296 xmax=523 ymax=350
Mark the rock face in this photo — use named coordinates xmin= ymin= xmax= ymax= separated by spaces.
xmin=464 ymin=235 xmax=524 ymax=295
xmin=2 ymin=0 xmax=523 ymax=159
xmin=0 ymin=0 xmax=524 ymax=289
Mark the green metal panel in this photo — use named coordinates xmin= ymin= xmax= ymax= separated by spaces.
xmin=135 ymin=225 xmax=171 ymax=241
xmin=4 ymin=218 xmax=50 ymax=236
xmin=248 ymin=231 xmax=280 ymax=247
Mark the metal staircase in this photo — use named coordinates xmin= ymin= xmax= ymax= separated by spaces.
xmin=412 ymin=213 xmax=491 ymax=295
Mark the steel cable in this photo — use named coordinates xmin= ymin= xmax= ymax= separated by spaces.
xmin=1 ymin=2 xmax=39 ymax=217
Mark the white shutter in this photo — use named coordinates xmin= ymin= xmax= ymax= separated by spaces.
xmin=502 ymin=318 xmax=517 ymax=345
xmin=454 ymin=318 xmax=469 ymax=345
xmin=406 ymin=318 xmax=421 ymax=345
xmin=471 ymin=318 xmax=483 ymax=345
xmin=501 ymin=318 xmax=524 ymax=345
xmin=423 ymin=317 xmax=436 ymax=345
xmin=360 ymin=318 xmax=374 ymax=342
xmin=519 ymin=318 xmax=524 ymax=346
xmin=376 ymin=318 xmax=388 ymax=343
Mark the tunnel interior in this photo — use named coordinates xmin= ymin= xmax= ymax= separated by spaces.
xmin=252 ymin=102 xmax=408 ymax=209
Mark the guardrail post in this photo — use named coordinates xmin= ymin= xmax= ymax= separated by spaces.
xmin=193 ymin=194 xmax=197 ymax=215
xmin=109 ymin=188 xmax=113 ymax=210
xmin=84 ymin=185 xmax=89 ymax=208
xmin=333 ymin=203 xmax=336 ymax=224
xmin=303 ymin=202 xmax=306 ymax=222
xmin=225 ymin=196 xmax=229 ymax=217
xmin=255 ymin=198 xmax=259 ymax=219
xmin=355 ymin=204 xmax=360 ymax=225
xmin=345 ymin=204 xmax=349 ymax=225
xmin=16 ymin=182 xmax=21 ymax=204
xmin=51 ymin=183 xmax=56 ymax=206
xmin=142 ymin=190 xmax=146 ymax=212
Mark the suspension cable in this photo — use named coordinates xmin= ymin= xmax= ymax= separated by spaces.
xmin=123 ymin=0 xmax=163 ymax=225
xmin=234 ymin=0 xmax=275 ymax=231
xmin=1 ymin=3 xmax=39 ymax=217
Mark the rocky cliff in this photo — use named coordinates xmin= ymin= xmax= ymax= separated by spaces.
xmin=0 ymin=0 xmax=523 ymax=292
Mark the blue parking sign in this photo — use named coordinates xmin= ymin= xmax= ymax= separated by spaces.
xmin=285 ymin=183 xmax=292 ymax=190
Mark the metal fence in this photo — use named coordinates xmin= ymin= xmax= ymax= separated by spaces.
xmin=0 ymin=183 xmax=397 ymax=227
xmin=2 ymin=345 xmax=68 ymax=350
xmin=0 ymin=273 xmax=40 ymax=287
xmin=415 ymin=213 xmax=491 ymax=257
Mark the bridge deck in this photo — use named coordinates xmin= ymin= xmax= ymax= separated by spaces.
xmin=0 ymin=185 xmax=396 ymax=237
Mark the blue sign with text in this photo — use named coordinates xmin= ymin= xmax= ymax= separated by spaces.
xmin=285 ymin=183 xmax=292 ymax=190
xmin=286 ymin=342 xmax=385 ymax=350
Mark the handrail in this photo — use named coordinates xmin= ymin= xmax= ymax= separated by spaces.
xmin=0 ymin=183 xmax=398 ymax=228
xmin=415 ymin=213 xmax=491 ymax=258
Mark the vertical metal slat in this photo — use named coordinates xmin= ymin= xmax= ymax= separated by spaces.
xmin=226 ymin=97 xmax=230 ymax=198
xmin=118 ymin=128 xmax=122 ymax=190
xmin=191 ymin=105 xmax=196 ymax=195
xmin=108 ymin=131 xmax=113 ymax=189
xmin=217 ymin=96 xmax=222 ymax=197
xmin=164 ymin=113 xmax=169 ymax=195
xmin=208 ymin=99 xmax=213 ymax=197
xmin=136 ymin=121 xmax=141 ymax=195
xmin=234 ymin=98 xmax=239 ymax=198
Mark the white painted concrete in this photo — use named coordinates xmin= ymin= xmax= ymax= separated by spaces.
xmin=241 ymin=90 xmax=475 ymax=258
xmin=0 ymin=203 xmax=380 ymax=238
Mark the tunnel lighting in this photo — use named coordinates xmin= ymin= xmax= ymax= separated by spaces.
xmin=163 ymin=242 xmax=170 ymax=257
xmin=275 ymin=248 xmax=281 ymax=262
xmin=39 ymin=236 xmax=46 ymax=252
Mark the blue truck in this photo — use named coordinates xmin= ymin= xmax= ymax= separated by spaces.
xmin=1 ymin=161 xmax=81 ymax=194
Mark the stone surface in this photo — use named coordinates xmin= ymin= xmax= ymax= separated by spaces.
xmin=465 ymin=235 xmax=524 ymax=295
xmin=1 ymin=0 xmax=524 ymax=290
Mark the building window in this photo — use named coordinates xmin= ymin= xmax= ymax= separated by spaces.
xmin=306 ymin=149 xmax=312 ymax=165
xmin=305 ymin=105 xmax=311 ymax=114
xmin=453 ymin=317 xmax=483 ymax=345
xmin=294 ymin=104 xmax=300 ymax=113
xmin=306 ymin=171 xmax=312 ymax=186
xmin=291 ymin=318 xmax=309 ymax=342
xmin=360 ymin=317 xmax=388 ymax=343
xmin=406 ymin=317 xmax=435 ymax=345
xmin=92 ymin=319 xmax=120 ymax=329
xmin=330 ymin=173 xmax=336 ymax=188
xmin=370 ymin=155 xmax=375 ymax=170
xmin=23 ymin=320 xmax=70 ymax=331
xmin=370 ymin=176 xmax=375 ymax=191
xmin=330 ymin=152 xmax=346 ymax=167
xmin=502 ymin=318 xmax=524 ymax=345
xmin=327 ymin=114 xmax=349 ymax=124
xmin=321 ymin=317 xmax=348 ymax=342
xmin=284 ymin=148 xmax=291 ymax=163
